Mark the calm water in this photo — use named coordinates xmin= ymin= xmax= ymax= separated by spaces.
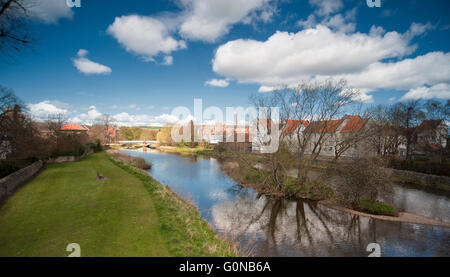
xmin=121 ymin=149 xmax=450 ymax=257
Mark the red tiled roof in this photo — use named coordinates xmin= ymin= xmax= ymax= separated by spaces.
xmin=341 ymin=116 xmax=369 ymax=133
xmin=305 ymin=119 xmax=344 ymax=133
xmin=283 ymin=120 xmax=310 ymax=134
xmin=61 ymin=123 xmax=88 ymax=131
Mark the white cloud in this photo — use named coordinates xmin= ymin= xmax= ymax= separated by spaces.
xmin=24 ymin=0 xmax=74 ymax=23
xmin=338 ymin=52 xmax=450 ymax=91
xmin=107 ymin=15 xmax=187 ymax=62
xmin=69 ymin=105 xmax=193 ymax=127
xmin=111 ymin=112 xmax=193 ymax=127
xmin=400 ymin=83 xmax=450 ymax=101
xmin=73 ymin=49 xmax=112 ymax=75
xmin=71 ymin=106 xmax=102 ymax=124
xmin=27 ymin=100 xmax=69 ymax=121
xmin=258 ymin=85 xmax=278 ymax=93
xmin=205 ymin=79 xmax=229 ymax=88
xmin=404 ymin=22 xmax=434 ymax=40
xmin=162 ymin=55 xmax=173 ymax=65
xmin=213 ymin=25 xmax=417 ymax=86
xmin=212 ymin=23 xmax=448 ymax=101
xmin=179 ymin=0 xmax=275 ymax=42
xmin=77 ymin=49 xmax=88 ymax=57
xmin=309 ymin=0 xmax=343 ymax=16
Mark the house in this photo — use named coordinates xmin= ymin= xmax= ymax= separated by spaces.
xmin=414 ymin=119 xmax=448 ymax=150
xmin=61 ymin=123 xmax=89 ymax=134
xmin=303 ymin=115 xmax=376 ymax=158
xmin=105 ymin=126 xmax=118 ymax=144
xmin=32 ymin=122 xmax=53 ymax=138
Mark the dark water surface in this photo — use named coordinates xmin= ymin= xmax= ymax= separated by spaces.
xmin=121 ymin=150 xmax=450 ymax=257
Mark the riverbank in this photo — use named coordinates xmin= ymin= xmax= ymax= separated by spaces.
xmin=320 ymin=201 xmax=450 ymax=228
xmin=157 ymin=145 xmax=220 ymax=157
xmin=220 ymin=159 xmax=450 ymax=228
xmin=0 ymin=152 xmax=236 ymax=257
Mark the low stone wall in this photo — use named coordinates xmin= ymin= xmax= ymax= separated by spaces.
xmin=47 ymin=149 xmax=93 ymax=164
xmin=392 ymin=168 xmax=450 ymax=186
xmin=0 ymin=160 xmax=44 ymax=200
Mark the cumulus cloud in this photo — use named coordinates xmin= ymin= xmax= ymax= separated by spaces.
xmin=24 ymin=0 xmax=74 ymax=23
xmin=106 ymin=112 xmax=194 ymax=127
xmin=205 ymin=79 xmax=229 ymax=88
xmin=27 ymin=100 xmax=69 ymax=121
xmin=337 ymin=52 xmax=450 ymax=91
xmin=70 ymin=106 xmax=194 ymax=127
xmin=212 ymin=22 xmax=447 ymax=101
xmin=213 ymin=25 xmax=417 ymax=85
xmin=400 ymin=83 xmax=450 ymax=101
xmin=179 ymin=0 xmax=275 ymax=42
xmin=106 ymin=1 xmax=277 ymax=62
xmin=73 ymin=49 xmax=112 ymax=75
xmin=71 ymin=106 xmax=102 ymax=124
xmin=107 ymin=15 xmax=187 ymax=62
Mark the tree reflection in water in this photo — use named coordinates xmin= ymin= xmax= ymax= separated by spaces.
xmin=212 ymin=187 xmax=449 ymax=257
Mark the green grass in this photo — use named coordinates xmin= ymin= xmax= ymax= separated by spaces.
xmin=108 ymin=156 xmax=236 ymax=257
xmin=356 ymin=200 xmax=398 ymax=217
xmin=0 ymin=152 xmax=235 ymax=257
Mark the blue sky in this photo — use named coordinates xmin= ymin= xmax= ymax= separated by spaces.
xmin=0 ymin=0 xmax=449 ymax=126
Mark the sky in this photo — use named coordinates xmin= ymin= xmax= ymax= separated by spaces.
xmin=0 ymin=0 xmax=449 ymax=126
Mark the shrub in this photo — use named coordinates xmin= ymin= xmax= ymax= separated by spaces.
xmin=356 ymin=200 xmax=398 ymax=217
xmin=388 ymin=159 xmax=450 ymax=177
xmin=90 ymin=139 xmax=102 ymax=152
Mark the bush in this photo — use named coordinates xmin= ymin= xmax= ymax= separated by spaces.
xmin=356 ymin=200 xmax=398 ymax=217
xmin=90 ymin=139 xmax=102 ymax=152
xmin=107 ymin=151 xmax=151 ymax=170
xmin=133 ymin=157 xmax=151 ymax=170
xmin=388 ymin=159 xmax=450 ymax=177
xmin=0 ymin=158 xmax=35 ymax=178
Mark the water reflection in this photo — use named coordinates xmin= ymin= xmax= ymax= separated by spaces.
xmin=120 ymin=150 xmax=450 ymax=257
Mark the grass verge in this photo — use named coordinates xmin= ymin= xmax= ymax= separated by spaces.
xmin=107 ymin=154 xmax=237 ymax=257
xmin=0 ymin=152 xmax=236 ymax=257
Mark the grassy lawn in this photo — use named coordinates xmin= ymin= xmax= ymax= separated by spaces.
xmin=0 ymin=152 xmax=235 ymax=257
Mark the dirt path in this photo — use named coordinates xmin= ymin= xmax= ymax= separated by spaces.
xmin=321 ymin=201 xmax=450 ymax=228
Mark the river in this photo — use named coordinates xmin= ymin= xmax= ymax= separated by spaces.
xmin=120 ymin=149 xmax=450 ymax=257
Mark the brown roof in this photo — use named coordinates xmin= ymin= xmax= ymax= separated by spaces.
xmin=417 ymin=120 xmax=443 ymax=131
xmin=341 ymin=116 xmax=369 ymax=133
xmin=61 ymin=123 xmax=88 ymax=131
xmin=305 ymin=119 xmax=344 ymax=133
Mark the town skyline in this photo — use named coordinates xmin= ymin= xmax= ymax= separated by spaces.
xmin=1 ymin=0 xmax=449 ymax=127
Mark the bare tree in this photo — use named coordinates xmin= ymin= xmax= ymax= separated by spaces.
xmin=333 ymin=157 xmax=393 ymax=206
xmin=45 ymin=112 xmax=67 ymax=137
xmin=0 ymin=0 xmax=35 ymax=58
xmin=248 ymin=79 xmax=358 ymax=196
xmin=94 ymin=114 xmax=117 ymax=144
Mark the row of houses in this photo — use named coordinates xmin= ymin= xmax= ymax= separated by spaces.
xmin=184 ymin=115 xmax=448 ymax=158
xmin=33 ymin=122 xmax=119 ymax=143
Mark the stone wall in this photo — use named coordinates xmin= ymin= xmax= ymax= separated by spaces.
xmin=392 ymin=168 xmax=450 ymax=186
xmin=0 ymin=160 xmax=44 ymax=200
xmin=47 ymin=149 xmax=93 ymax=164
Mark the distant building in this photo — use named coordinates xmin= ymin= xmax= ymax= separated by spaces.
xmin=415 ymin=119 xmax=448 ymax=149
xmin=32 ymin=122 xmax=53 ymax=138
xmin=61 ymin=123 xmax=89 ymax=134
xmin=106 ymin=126 xmax=118 ymax=144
